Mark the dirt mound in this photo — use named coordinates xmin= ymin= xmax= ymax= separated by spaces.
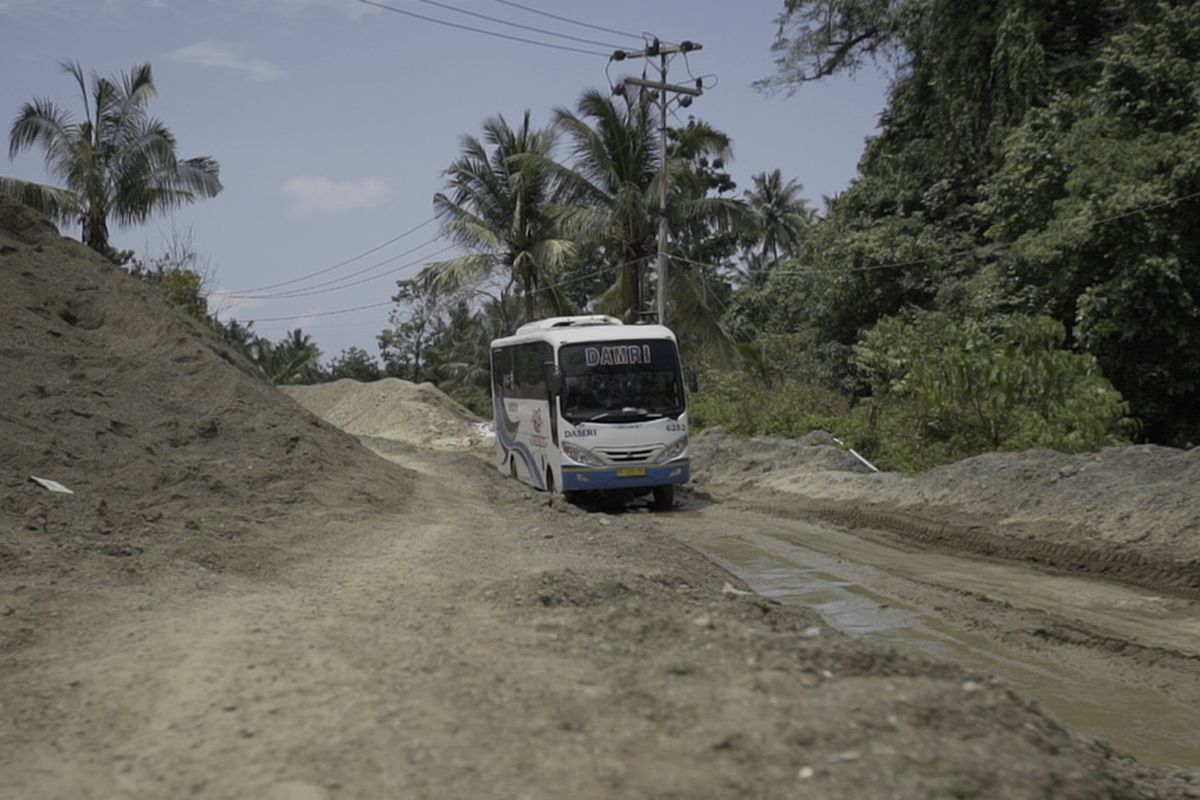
xmin=690 ymin=427 xmax=873 ymax=479
xmin=283 ymin=378 xmax=489 ymax=450
xmin=692 ymin=428 xmax=1200 ymax=575
xmin=0 ymin=198 xmax=412 ymax=603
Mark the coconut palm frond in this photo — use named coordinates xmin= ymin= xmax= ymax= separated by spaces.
xmin=0 ymin=176 xmax=79 ymax=225
xmin=433 ymin=111 xmax=572 ymax=318
xmin=8 ymin=99 xmax=75 ymax=162
xmin=420 ymin=253 xmax=498 ymax=294
xmin=7 ymin=61 xmax=220 ymax=253
xmin=666 ymin=266 xmax=739 ymax=367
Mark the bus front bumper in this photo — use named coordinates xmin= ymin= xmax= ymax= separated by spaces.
xmin=561 ymin=460 xmax=690 ymax=492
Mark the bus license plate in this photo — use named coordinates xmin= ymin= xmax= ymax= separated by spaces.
xmin=616 ymin=467 xmax=647 ymax=478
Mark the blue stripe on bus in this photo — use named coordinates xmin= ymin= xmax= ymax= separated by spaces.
xmin=494 ymin=397 xmax=544 ymax=490
xmin=561 ymin=461 xmax=690 ymax=492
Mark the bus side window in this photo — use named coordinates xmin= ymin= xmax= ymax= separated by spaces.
xmin=514 ymin=343 xmax=545 ymax=399
xmin=492 ymin=348 xmax=514 ymax=398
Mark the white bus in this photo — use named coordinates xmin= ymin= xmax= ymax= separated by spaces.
xmin=490 ymin=315 xmax=689 ymax=508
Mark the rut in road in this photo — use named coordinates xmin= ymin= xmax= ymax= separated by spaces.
xmin=667 ymin=499 xmax=1200 ymax=769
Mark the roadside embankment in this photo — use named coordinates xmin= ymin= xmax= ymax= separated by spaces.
xmin=691 ymin=428 xmax=1200 ymax=596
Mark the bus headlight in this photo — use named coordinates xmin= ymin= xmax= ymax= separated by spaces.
xmin=563 ymin=441 xmax=606 ymax=467
xmin=659 ymin=435 xmax=688 ymax=462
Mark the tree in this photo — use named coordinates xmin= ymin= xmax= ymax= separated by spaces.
xmin=379 ymin=277 xmax=459 ymax=382
xmin=324 ymin=347 xmax=383 ymax=382
xmin=211 ymin=317 xmax=258 ymax=358
xmin=756 ymin=0 xmax=906 ymax=91
xmin=550 ymin=88 xmax=665 ymax=319
xmin=428 ymin=111 xmax=574 ymax=323
xmin=740 ymin=1 xmax=1153 ymax=401
xmin=654 ymin=117 xmax=753 ymax=366
xmin=855 ymin=312 xmax=1129 ymax=457
xmin=979 ymin=1 xmax=1200 ymax=444
xmin=126 ymin=227 xmax=214 ymax=321
xmin=253 ymin=329 xmax=320 ymax=385
xmin=379 ymin=275 xmax=497 ymax=415
xmin=742 ymin=169 xmax=815 ymax=284
xmin=3 ymin=61 xmax=221 ymax=258
xmin=550 ymin=89 xmax=746 ymax=371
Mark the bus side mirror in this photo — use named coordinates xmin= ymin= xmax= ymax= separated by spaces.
xmin=544 ymin=362 xmax=562 ymax=395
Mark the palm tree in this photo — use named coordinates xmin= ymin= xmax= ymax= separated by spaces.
xmin=551 ymin=89 xmax=744 ymax=326
xmin=743 ymin=169 xmax=814 ymax=285
xmin=548 ymin=89 xmax=748 ymax=370
xmin=2 ymin=61 xmax=221 ymax=257
xmin=550 ymin=88 xmax=661 ymax=319
xmin=427 ymin=111 xmax=574 ymax=325
xmin=255 ymin=329 xmax=320 ymax=385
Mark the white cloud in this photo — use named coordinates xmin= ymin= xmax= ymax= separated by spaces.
xmin=169 ymin=40 xmax=283 ymax=82
xmin=281 ymin=177 xmax=392 ymax=216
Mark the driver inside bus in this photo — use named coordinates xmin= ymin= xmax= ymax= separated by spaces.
xmin=567 ymin=376 xmax=601 ymax=412
xmin=647 ymin=375 xmax=672 ymax=411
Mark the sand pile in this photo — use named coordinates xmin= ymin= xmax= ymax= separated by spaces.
xmin=690 ymin=427 xmax=874 ymax=478
xmin=0 ymin=198 xmax=412 ymax=590
xmin=283 ymin=379 xmax=489 ymax=451
xmin=692 ymin=428 xmax=1200 ymax=565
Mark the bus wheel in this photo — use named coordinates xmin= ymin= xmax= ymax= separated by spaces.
xmin=651 ymin=485 xmax=674 ymax=510
xmin=545 ymin=467 xmax=555 ymax=493
xmin=509 ymin=456 xmax=518 ymax=481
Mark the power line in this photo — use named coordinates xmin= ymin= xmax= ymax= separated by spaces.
xmin=252 ymin=300 xmax=397 ymax=323
xmin=223 ymin=239 xmax=451 ymax=300
xmin=251 ymin=243 xmax=458 ymax=300
xmin=487 ymin=0 xmax=642 ymax=42
xmin=229 ymin=216 xmax=437 ymax=294
xmin=526 ymin=255 xmax=655 ymax=296
xmin=244 ymin=258 xmax=651 ymax=324
xmin=355 ymin=0 xmax=610 ymax=56
xmin=405 ymin=0 xmax=626 ymax=49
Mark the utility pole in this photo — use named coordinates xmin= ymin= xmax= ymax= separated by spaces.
xmin=612 ymin=39 xmax=703 ymax=327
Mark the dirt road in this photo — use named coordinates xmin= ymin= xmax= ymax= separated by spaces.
xmin=665 ymin=498 xmax=1200 ymax=768
xmin=6 ymin=197 xmax=1197 ymax=798
xmin=2 ymin=439 xmax=1197 ymax=799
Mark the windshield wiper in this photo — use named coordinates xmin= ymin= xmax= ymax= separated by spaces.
xmin=584 ymin=407 xmax=650 ymax=422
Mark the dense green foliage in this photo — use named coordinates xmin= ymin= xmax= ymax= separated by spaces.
xmin=856 ymin=313 xmax=1129 ymax=463
xmin=689 ymin=375 xmax=851 ymax=439
xmin=739 ymin=0 xmax=1200 ymax=448
xmin=691 ymin=313 xmax=1129 ymax=472
xmin=323 ymin=347 xmax=384 ymax=383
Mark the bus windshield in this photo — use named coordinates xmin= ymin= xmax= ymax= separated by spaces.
xmin=558 ymin=340 xmax=684 ymax=423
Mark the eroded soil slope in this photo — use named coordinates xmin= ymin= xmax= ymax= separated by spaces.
xmin=0 ymin=198 xmax=413 ymax=650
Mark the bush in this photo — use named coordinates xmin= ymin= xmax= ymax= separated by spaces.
xmin=689 ymin=312 xmax=1133 ymax=474
xmin=447 ymin=385 xmax=492 ymax=419
xmin=854 ymin=312 xmax=1131 ymax=459
xmin=690 ymin=372 xmax=850 ymax=438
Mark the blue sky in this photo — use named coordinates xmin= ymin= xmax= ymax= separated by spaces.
xmin=0 ymin=0 xmax=890 ymax=361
